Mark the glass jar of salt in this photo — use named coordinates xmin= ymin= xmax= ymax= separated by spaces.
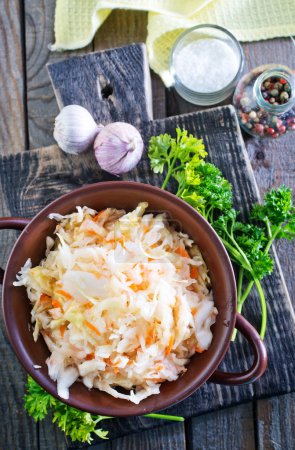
xmin=233 ymin=64 xmax=295 ymax=138
xmin=169 ymin=25 xmax=244 ymax=105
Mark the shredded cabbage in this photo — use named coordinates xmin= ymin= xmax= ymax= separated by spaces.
xmin=14 ymin=203 xmax=217 ymax=404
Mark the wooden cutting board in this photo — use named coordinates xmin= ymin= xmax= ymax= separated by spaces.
xmin=0 ymin=44 xmax=294 ymax=446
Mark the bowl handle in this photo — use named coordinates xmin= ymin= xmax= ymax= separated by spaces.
xmin=209 ymin=312 xmax=268 ymax=385
xmin=0 ymin=217 xmax=31 ymax=284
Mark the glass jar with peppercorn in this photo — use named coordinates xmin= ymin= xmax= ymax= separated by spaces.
xmin=233 ymin=64 xmax=295 ymax=138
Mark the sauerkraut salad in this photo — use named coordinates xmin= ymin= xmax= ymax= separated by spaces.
xmin=14 ymin=202 xmax=217 ymax=404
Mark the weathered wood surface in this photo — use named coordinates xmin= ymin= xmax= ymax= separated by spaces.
xmin=0 ymin=2 xmax=37 ymax=450
xmin=92 ymin=10 xmax=166 ymax=120
xmin=186 ymin=402 xmax=255 ymax=450
xmin=0 ymin=0 xmax=27 ymax=152
xmin=1 ymin=106 xmax=294 ymax=447
xmin=48 ymin=43 xmax=153 ymax=127
xmin=255 ymin=392 xmax=295 ymax=450
xmin=24 ymin=0 xmax=93 ymax=149
xmin=90 ymin=422 xmax=186 ymax=450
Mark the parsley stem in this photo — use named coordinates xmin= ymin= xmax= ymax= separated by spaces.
xmin=254 ymin=278 xmax=267 ymax=339
xmin=237 ymin=268 xmax=244 ymax=302
xmin=231 ymin=278 xmax=254 ymax=341
xmin=240 ymin=280 xmax=254 ymax=304
xmin=161 ymin=154 xmax=178 ymax=190
xmin=264 ymin=224 xmax=281 ymax=254
xmin=144 ymin=413 xmax=184 ymax=421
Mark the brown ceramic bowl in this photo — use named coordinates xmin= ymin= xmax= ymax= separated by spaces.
xmin=1 ymin=181 xmax=267 ymax=416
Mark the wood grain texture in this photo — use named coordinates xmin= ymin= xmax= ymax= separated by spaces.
xmin=48 ymin=43 xmax=153 ymax=127
xmin=0 ymin=2 xmax=39 ymax=449
xmin=92 ymin=10 xmax=166 ymax=120
xmin=186 ymin=403 xmax=255 ymax=450
xmin=93 ymin=10 xmax=147 ymax=52
xmin=89 ymin=422 xmax=186 ymax=450
xmin=256 ymin=393 xmax=295 ymax=450
xmin=24 ymin=0 xmax=93 ymax=149
xmin=0 ymin=194 xmax=38 ymax=450
xmin=0 ymin=107 xmax=293 ymax=447
xmin=38 ymin=416 xmax=68 ymax=450
xmin=0 ymin=0 xmax=27 ymax=153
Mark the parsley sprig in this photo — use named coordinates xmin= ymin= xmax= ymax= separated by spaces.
xmin=24 ymin=376 xmax=110 ymax=444
xmin=24 ymin=376 xmax=184 ymax=444
xmin=148 ymin=129 xmax=295 ymax=339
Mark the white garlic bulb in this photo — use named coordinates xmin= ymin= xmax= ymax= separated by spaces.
xmin=54 ymin=105 xmax=101 ymax=154
xmin=94 ymin=122 xmax=144 ymax=175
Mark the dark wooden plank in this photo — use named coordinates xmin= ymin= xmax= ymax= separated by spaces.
xmin=2 ymin=106 xmax=293 ymax=446
xmin=48 ymin=43 xmax=153 ymax=126
xmin=186 ymin=403 xmax=255 ymax=450
xmin=38 ymin=416 xmax=68 ymax=450
xmin=93 ymin=10 xmax=147 ymax=52
xmin=255 ymin=393 xmax=295 ymax=450
xmin=0 ymin=2 xmax=39 ymax=449
xmin=89 ymin=422 xmax=186 ymax=450
xmin=24 ymin=0 xmax=93 ymax=149
xmin=0 ymin=0 xmax=27 ymax=153
xmin=92 ymin=10 xmax=166 ymax=120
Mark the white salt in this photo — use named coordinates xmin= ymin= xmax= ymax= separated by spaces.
xmin=174 ymin=39 xmax=239 ymax=93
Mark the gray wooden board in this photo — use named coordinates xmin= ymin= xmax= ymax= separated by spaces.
xmin=186 ymin=402 xmax=255 ymax=450
xmin=0 ymin=106 xmax=294 ymax=447
xmin=91 ymin=422 xmax=186 ymax=450
xmin=47 ymin=43 xmax=153 ymax=127
xmin=256 ymin=392 xmax=295 ymax=450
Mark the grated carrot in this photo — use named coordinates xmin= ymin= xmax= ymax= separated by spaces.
xmin=191 ymin=307 xmax=198 ymax=315
xmin=165 ymin=335 xmax=174 ymax=356
xmin=93 ymin=209 xmax=106 ymax=221
xmin=52 ymin=299 xmax=62 ymax=309
xmin=145 ymin=327 xmax=154 ymax=345
xmin=113 ymin=367 xmax=119 ymax=374
xmin=56 ymin=289 xmax=72 ymax=300
xmin=195 ymin=346 xmax=204 ymax=353
xmin=176 ymin=247 xmax=190 ymax=258
xmin=86 ymin=352 xmax=95 ymax=360
xmin=59 ymin=324 xmax=66 ymax=337
xmin=40 ymin=293 xmax=51 ymax=303
xmin=84 ymin=302 xmax=93 ymax=309
xmin=190 ymin=266 xmax=199 ymax=279
xmin=85 ymin=320 xmax=100 ymax=336
xmin=85 ymin=230 xmax=99 ymax=236
xmin=130 ymin=281 xmax=149 ymax=292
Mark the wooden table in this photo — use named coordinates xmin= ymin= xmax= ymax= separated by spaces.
xmin=0 ymin=1 xmax=294 ymax=449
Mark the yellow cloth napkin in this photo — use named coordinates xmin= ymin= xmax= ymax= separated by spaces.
xmin=51 ymin=0 xmax=295 ymax=85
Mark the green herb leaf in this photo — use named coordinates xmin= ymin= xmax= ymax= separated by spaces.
xmin=24 ymin=376 xmax=57 ymax=421
xmin=148 ymin=128 xmax=206 ymax=190
xmin=24 ymin=376 xmax=110 ymax=444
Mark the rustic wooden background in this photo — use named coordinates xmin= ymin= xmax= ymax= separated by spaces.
xmin=0 ymin=1 xmax=294 ymax=449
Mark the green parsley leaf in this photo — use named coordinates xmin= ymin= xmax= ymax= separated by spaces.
xmin=24 ymin=376 xmax=110 ymax=444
